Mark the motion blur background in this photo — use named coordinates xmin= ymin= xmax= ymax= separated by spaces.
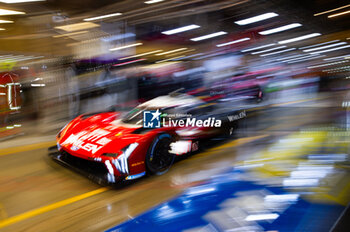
xmin=0 ymin=0 xmax=350 ymax=231
xmin=0 ymin=0 xmax=349 ymax=135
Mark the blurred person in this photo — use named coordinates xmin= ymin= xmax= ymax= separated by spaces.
xmin=37 ymin=61 xmax=70 ymax=133
xmin=95 ymin=66 xmax=127 ymax=111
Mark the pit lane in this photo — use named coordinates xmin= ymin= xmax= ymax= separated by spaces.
xmin=0 ymin=95 xmax=347 ymax=232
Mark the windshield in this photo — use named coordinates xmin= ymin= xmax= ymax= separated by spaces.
xmin=122 ymin=107 xmax=161 ymax=125
xmin=122 ymin=108 xmax=145 ymax=125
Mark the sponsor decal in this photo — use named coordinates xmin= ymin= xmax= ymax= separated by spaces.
xmin=131 ymin=161 xmax=145 ymax=167
xmin=125 ymin=171 xmax=146 ymax=180
xmin=227 ymin=111 xmax=246 ymax=122
xmin=62 ymin=129 xmax=112 ymax=154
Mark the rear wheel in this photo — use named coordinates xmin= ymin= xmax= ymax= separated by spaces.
xmin=146 ymin=133 xmax=175 ymax=175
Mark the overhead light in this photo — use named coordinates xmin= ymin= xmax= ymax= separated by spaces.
xmin=0 ymin=19 xmax=13 ymax=23
xmin=260 ymin=48 xmax=296 ymax=57
xmin=314 ymin=4 xmax=350 ymax=16
xmin=193 ymin=51 xmax=226 ymax=60
xmin=299 ymin=40 xmax=340 ymax=49
xmin=235 ymin=12 xmax=278 ymax=25
xmin=323 ymin=65 xmax=350 ymax=72
xmin=259 ymin=23 xmax=302 ymax=35
xmin=278 ymin=33 xmax=321 ymax=44
xmin=55 ymin=22 xmax=99 ymax=32
xmin=147 ymin=62 xmax=181 ymax=69
xmin=31 ymin=84 xmax=45 ymax=87
xmin=53 ymin=31 xmax=88 ymax=38
xmin=109 ymin=43 xmax=143 ymax=51
xmin=145 ymin=0 xmax=164 ymax=4
xmin=165 ymin=49 xmax=194 ymax=57
xmin=280 ymin=55 xmax=307 ymax=62
xmin=0 ymin=54 xmax=16 ymax=58
xmin=120 ymin=50 xmax=163 ymax=60
xmin=190 ymin=31 xmax=227 ymax=41
xmin=276 ymin=54 xmax=305 ymax=61
xmin=156 ymin=48 xmax=187 ymax=56
xmin=323 ymin=54 xmax=350 ymax=61
xmin=113 ymin=59 xmax=145 ymax=66
xmin=156 ymin=55 xmax=185 ymax=63
xmin=0 ymin=0 xmax=44 ymax=3
xmin=83 ymin=12 xmax=122 ymax=21
xmin=2 ymin=55 xmax=37 ymax=61
xmin=0 ymin=28 xmax=5 ymax=30
xmin=216 ymin=37 xmax=250 ymax=47
xmin=173 ymin=67 xmax=205 ymax=77
xmin=307 ymin=60 xmax=348 ymax=69
xmin=302 ymin=42 xmax=347 ymax=52
xmin=328 ymin=10 xmax=350 ymax=18
xmin=309 ymin=45 xmax=350 ymax=54
xmin=280 ymin=54 xmax=320 ymax=62
xmin=101 ymin=33 xmax=135 ymax=42
xmin=174 ymin=53 xmax=204 ymax=60
xmin=286 ymin=55 xmax=325 ymax=64
xmin=0 ymin=9 xmax=25 ymax=15
xmin=162 ymin=24 xmax=200 ymax=35
xmin=251 ymin=46 xmax=287 ymax=55
xmin=241 ymin=43 xmax=276 ymax=52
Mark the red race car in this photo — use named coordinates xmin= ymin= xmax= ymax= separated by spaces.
xmin=49 ymin=93 xmax=246 ymax=185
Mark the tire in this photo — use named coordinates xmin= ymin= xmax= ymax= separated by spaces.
xmin=145 ymin=133 xmax=175 ymax=175
xmin=220 ymin=118 xmax=239 ymax=139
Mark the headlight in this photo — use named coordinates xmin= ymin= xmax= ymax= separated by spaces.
xmin=105 ymin=143 xmax=139 ymax=175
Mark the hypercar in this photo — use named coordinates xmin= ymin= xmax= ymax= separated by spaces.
xmin=49 ymin=93 xmax=246 ymax=185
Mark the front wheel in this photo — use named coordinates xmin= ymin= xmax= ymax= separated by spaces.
xmin=146 ymin=133 xmax=175 ymax=175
